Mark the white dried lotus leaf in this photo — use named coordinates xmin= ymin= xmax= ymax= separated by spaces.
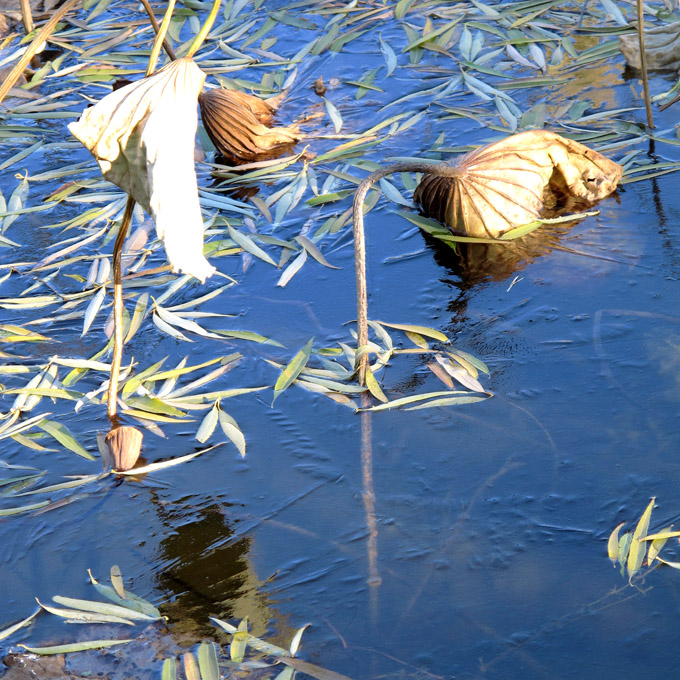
xmin=69 ymin=57 xmax=215 ymax=282
xmin=619 ymin=22 xmax=680 ymax=71
xmin=414 ymin=130 xmax=623 ymax=238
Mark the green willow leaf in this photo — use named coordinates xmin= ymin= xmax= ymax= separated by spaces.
xmin=375 ymin=321 xmax=448 ymax=343
xmin=38 ymin=420 xmax=94 ymax=460
xmin=0 ymin=609 xmax=39 ymax=641
xmin=628 ymin=497 xmax=655 ymax=579
xmin=162 ymin=659 xmax=177 ymax=680
xmin=607 ymin=522 xmax=624 ymax=565
xmin=198 ymin=641 xmax=220 ymax=680
xmin=18 ymin=639 xmax=133 ymax=654
xmin=274 ymin=338 xmax=314 ymax=400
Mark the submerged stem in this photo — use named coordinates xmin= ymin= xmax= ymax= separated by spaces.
xmin=107 ymin=199 xmax=135 ymax=420
xmin=352 ymin=162 xmax=458 ymax=385
xmin=186 ymin=0 xmax=221 ymax=58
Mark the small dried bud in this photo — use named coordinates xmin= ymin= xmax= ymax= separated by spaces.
xmin=105 ymin=426 xmax=143 ymax=471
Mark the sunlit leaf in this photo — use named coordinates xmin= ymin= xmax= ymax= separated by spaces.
xmin=196 ymin=401 xmax=219 ymax=443
xmin=365 ymin=366 xmax=388 ymax=403
xmin=162 ymin=658 xmax=177 ymax=680
xmin=183 ymin=652 xmax=201 ymax=680
xmin=218 ymin=407 xmax=246 ymax=457
xmin=290 ymin=623 xmax=309 ymax=657
xmin=376 ymin=321 xmax=448 ymax=342
xmin=198 ymin=640 xmax=220 ymax=680
xmin=231 ymin=617 xmax=249 ymax=663
xmin=277 ymin=248 xmax=307 ymax=287
xmin=0 ymin=500 xmax=49 ymax=516
xmin=627 ymin=497 xmax=655 ymax=579
xmin=379 ymin=34 xmax=397 ymax=75
xmin=115 ymin=446 xmax=219 ymax=475
xmin=38 ymin=420 xmax=94 ymax=460
xmin=110 ymin=565 xmax=126 ymax=600
xmin=88 ymin=570 xmax=161 ymax=619
xmin=37 ymin=598 xmax=135 ymax=625
xmin=323 ymin=97 xmax=343 ymax=133
xmin=647 ymin=526 xmax=673 ymax=566
xmin=18 ymin=639 xmax=133 ymax=654
xmin=274 ymin=338 xmax=314 ymax=400
xmin=607 ymin=522 xmax=624 ymax=565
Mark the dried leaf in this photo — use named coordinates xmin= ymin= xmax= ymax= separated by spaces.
xmin=414 ymin=130 xmax=622 ymax=238
xmin=199 ymin=88 xmax=299 ymax=162
xmin=69 ymin=58 xmax=215 ymax=282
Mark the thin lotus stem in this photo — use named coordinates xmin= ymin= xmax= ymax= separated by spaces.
xmin=0 ymin=0 xmax=79 ymax=107
xmin=186 ymin=0 xmax=221 ymax=59
xmin=352 ymin=162 xmax=458 ymax=385
xmin=107 ymin=198 xmax=135 ymax=419
xmin=139 ymin=0 xmax=177 ymax=61
xmin=146 ymin=0 xmax=176 ymax=76
xmin=20 ymin=0 xmax=34 ymax=33
xmin=636 ymin=0 xmax=654 ymax=129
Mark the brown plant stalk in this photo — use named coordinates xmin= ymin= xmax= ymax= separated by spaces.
xmin=637 ymin=0 xmax=654 ymax=128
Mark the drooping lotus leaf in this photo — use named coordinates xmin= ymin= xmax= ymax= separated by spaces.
xmin=413 ymin=130 xmax=623 ymax=238
xmin=69 ymin=57 xmax=215 ymax=282
xmin=619 ymin=22 xmax=680 ymax=71
xmin=199 ymin=88 xmax=300 ymax=162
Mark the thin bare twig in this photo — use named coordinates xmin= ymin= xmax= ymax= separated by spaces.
xmin=636 ymin=0 xmax=654 ymax=128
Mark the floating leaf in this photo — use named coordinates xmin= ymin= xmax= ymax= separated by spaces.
xmin=607 ymin=522 xmax=625 ymax=565
xmin=0 ymin=500 xmax=49 ymax=516
xmin=19 ymin=639 xmax=133 ymax=655
xmin=627 ymin=497 xmax=655 ymax=579
xmin=196 ymin=402 xmax=219 ymax=443
xmin=323 ymin=98 xmax=343 ymax=133
xmin=37 ymin=598 xmax=135 ymax=625
xmin=0 ymin=609 xmax=39 ymax=641
xmin=52 ymin=595 xmax=158 ymax=622
xmin=376 ymin=321 xmax=448 ymax=343
xmin=162 ymin=659 xmax=177 ymax=680
xmin=365 ymin=366 xmax=388 ymax=403
xmin=647 ymin=526 xmax=673 ymax=566
xmin=38 ymin=420 xmax=94 ymax=460
xmin=218 ymin=407 xmax=246 ymax=457
xmin=274 ymin=338 xmax=314 ymax=400
xmin=183 ymin=652 xmax=201 ymax=680
xmin=110 ymin=565 xmax=126 ymax=600
xmin=231 ymin=618 xmax=249 ymax=663
xmin=290 ymin=623 xmax=310 ymax=657
xmin=198 ymin=641 xmax=220 ymax=680
xmin=379 ymin=35 xmax=397 ymax=75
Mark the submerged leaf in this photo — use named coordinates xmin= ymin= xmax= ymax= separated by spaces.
xmin=274 ymin=338 xmax=314 ymax=399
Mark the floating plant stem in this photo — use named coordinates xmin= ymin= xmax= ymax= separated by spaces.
xmin=636 ymin=0 xmax=654 ymax=128
xmin=19 ymin=0 xmax=33 ymax=33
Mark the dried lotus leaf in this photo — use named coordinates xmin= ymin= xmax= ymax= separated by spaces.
xmin=413 ymin=130 xmax=622 ymax=238
xmin=619 ymin=22 xmax=680 ymax=71
xmin=199 ymin=88 xmax=300 ymax=162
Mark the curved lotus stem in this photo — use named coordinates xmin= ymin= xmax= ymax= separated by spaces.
xmin=139 ymin=0 xmax=177 ymax=61
xmin=352 ymin=162 xmax=456 ymax=385
xmin=186 ymin=0 xmax=222 ymax=59
xmin=146 ymin=0 xmax=176 ymax=76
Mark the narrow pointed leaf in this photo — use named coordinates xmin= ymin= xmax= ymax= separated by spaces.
xmin=18 ymin=639 xmax=133 ymax=654
xmin=0 ymin=609 xmax=39 ymax=641
xmin=198 ymin=641 xmax=220 ymax=680
xmin=608 ymin=522 xmax=624 ymax=564
xmin=274 ymin=338 xmax=314 ymax=398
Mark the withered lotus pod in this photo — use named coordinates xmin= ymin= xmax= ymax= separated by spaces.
xmin=413 ymin=130 xmax=623 ymax=238
xmin=105 ymin=425 xmax=143 ymax=472
xmin=199 ymin=87 xmax=300 ymax=162
xmin=619 ymin=22 xmax=680 ymax=71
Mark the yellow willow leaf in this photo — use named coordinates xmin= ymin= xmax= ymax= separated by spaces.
xmin=69 ymin=58 xmax=214 ymax=282
xmin=647 ymin=526 xmax=673 ymax=566
xmin=608 ymin=522 xmax=625 ymax=565
xmin=627 ymin=497 xmax=655 ymax=579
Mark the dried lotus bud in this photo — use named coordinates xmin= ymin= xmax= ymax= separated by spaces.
xmin=105 ymin=425 xmax=143 ymax=471
xmin=199 ymin=88 xmax=300 ymax=162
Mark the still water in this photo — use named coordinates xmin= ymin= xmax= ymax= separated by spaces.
xmin=2 ymin=2 xmax=680 ymax=679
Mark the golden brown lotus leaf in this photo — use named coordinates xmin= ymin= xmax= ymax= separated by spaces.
xmin=69 ymin=57 xmax=215 ymax=282
xmin=619 ymin=22 xmax=680 ymax=70
xmin=199 ymin=88 xmax=300 ymax=162
xmin=413 ymin=130 xmax=622 ymax=238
